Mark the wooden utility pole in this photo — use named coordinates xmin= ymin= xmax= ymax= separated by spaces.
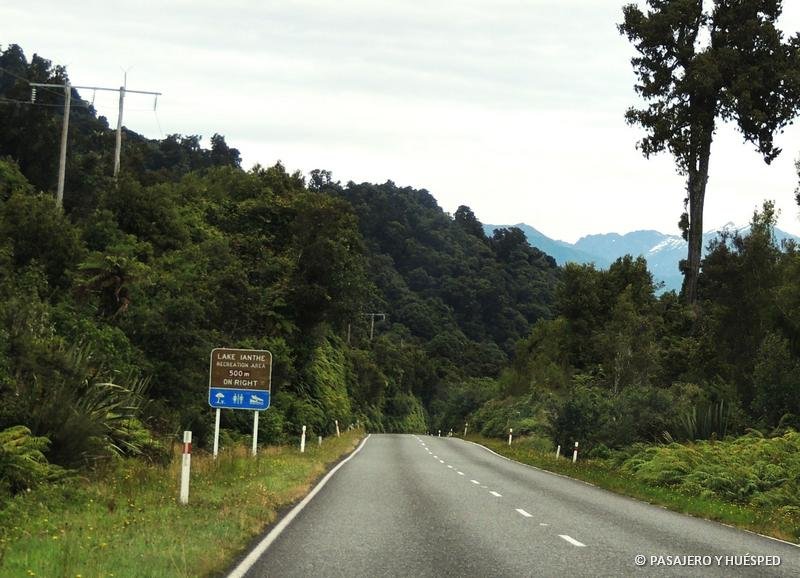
xmin=363 ymin=313 xmax=386 ymax=340
xmin=30 ymin=82 xmax=71 ymax=207
xmin=114 ymin=81 xmax=125 ymax=177
xmin=30 ymin=77 xmax=160 ymax=206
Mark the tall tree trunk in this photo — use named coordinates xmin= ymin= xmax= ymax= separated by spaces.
xmin=682 ymin=129 xmax=713 ymax=305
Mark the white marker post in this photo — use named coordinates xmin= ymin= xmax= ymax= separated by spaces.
xmin=300 ymin=425 xmax=306 ymax=453
xmin=438 ymin=429 xmax=441 ymax=437
xmin=464 ymin=422 xmax=468 ymax=437
xmin=335 ymin=419 xmax=340 ymax=438
xmin=508 ymin=428 xmax=513 ymax=446
xmin=556 ymin=444 xmax=561 ymax=459
xmin=318 ymin=435 xmax=322 ymax=447
xmin=252 ymin=411 xmax=259 ymax=457
xmin=213 ymin=408 xmax=221 ymax=458
xmin=572 ymin=441 xmax=579 ymax=463
xmin=180 ymin=431 xmax=192 ymax=505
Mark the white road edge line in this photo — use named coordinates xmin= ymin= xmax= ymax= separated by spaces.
xmin=489 ymin=491 xmax=502 ymax=497
xmin=459 ymin=438 xmax=800 ymax=551
xmin=515 ymin=508 xmax=533 ymax=518
xmin=559 ymin=535 xmax=586 ymax=547
xmin=226 ymin=434 xmax=372 ymax=578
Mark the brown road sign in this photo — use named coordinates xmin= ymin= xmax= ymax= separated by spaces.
xmin=209 ymin=348 xmax=272 ymax=391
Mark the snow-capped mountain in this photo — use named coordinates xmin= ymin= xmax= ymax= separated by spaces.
xmin=485 ymin=222 xmax=800 ymax=292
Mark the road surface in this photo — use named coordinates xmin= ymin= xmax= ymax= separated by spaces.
xmin=232 ymin=434 xmax=799 ymax=577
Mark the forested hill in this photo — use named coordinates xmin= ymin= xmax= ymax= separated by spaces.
xmin=327 ymin=179 xmax=558 ymax=354
xmin=0 ymin=44 xmax=242 ymax=215
xmin=0 ymin=44 xmax=559 ymax=473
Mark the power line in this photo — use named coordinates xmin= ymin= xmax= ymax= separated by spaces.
xmin=28 ymin=77 xmax=161 ymax=207
xmin=153 ymin=108 xmax=164 ymax=138
xmin=0 ymin=65 xmax=65 ymax=99
xmin=0 ymin=95 xmax=93 ymax=108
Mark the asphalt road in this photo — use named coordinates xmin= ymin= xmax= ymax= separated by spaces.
xmin=234 ymin=434 xmax=799 ymax=577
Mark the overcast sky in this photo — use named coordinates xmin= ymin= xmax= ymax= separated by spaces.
xmin=3 ymin=0 xmax=800 ymax=242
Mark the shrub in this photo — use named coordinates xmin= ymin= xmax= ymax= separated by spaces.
xmin=0 ymin=426 xmax=63 ymax=497
xmin=13 ymin=344 xmax=154 ymax=467
xmin=614 ymin=431 xmax=800 ymax=509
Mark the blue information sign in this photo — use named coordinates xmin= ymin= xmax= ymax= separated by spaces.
xmin=209 ymin=388 xmax=270 ymax=410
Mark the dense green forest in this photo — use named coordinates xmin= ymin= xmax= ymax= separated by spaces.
xmin=1 ymin=43 xmax=799 ymax=505
xmin=0 ymin=45 xmax=561 ymax=484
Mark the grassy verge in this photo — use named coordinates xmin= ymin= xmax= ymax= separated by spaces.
xmin=0 ymin=430 xmax=363 ymax=578
xmin=467 ymin=435 xmax=800 ymax=544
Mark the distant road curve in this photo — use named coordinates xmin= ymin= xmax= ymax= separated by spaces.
xmin=229 ymin=434 xmax=799 ymax=577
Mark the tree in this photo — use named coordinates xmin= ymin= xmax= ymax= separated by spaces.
xmin=209 ymin=134 xmax=241 ymax=168
xmin=619 ymin=0 xmax=800 ymax=304
xmin=454 ymin=205 xmax=485 ymax=239
xmin=796 ymin=158 xmax=800 ymax=207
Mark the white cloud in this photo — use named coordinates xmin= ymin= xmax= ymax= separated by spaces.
xmin=2 ymin=0 xmax=799 ymax=241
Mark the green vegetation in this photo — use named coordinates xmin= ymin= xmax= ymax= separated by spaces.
xmin=460 ymin=201 xmax=800 ymax=449
xmin=472 ymin=432 xmax=800 ymax=542
xmin=2 ymin=18 xmax=800 ymax=563
xmin=0 ymin=44 xmax=557 ymax=509
xmin=0 ymin=430 xmax=363 ymax=577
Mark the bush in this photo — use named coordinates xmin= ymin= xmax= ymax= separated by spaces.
xmin=471 ymin=392 xmax=551 ymax=438
xmin=11 ymin=344 xmax=153 ymax=467
xmin=614 ymin=431 xmax=800 ymax=508
xmin=0 ymin=426 xmax=63 ymax=497
xmin=549 ymin=384 xmax=612 ymax=451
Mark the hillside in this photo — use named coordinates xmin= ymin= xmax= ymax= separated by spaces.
xmin=0 ymin=45 xmax=560 ymax=474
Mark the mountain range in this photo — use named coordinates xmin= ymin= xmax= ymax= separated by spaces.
xmin=484 ymin=223 xmax=800 ymax=292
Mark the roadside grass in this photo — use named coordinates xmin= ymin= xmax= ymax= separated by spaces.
xmin=0 ymin=430 xmax=363 ymax=578
xmin=468 ymin=435 xmax=800 ymax=544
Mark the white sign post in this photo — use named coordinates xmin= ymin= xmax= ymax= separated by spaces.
xmin=213 ymin=408 xmax=221 ymax=458
xmin=252 ymin=411 xmax=259 ymax=457
xmin=180 ymin=431 xmax=192 ymax=505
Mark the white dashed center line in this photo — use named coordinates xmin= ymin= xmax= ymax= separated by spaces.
xmin=559 ymin=535 xmax=586 ymax=547
xmin=439 ymin=459 xmax=445 ymax=464
xmin=457 ymin=471 xmax=464 ymax=476
xmin=470 ymin=479 xmax=480 ymax=485
xmin=489 ymin=491 xmax=502 ymax=497
xmin=515 ymin=508 xmax=533 ymax=518
xmin=539 ymin=523 xmax=549 ymax=527
xmin=447 ymin=465 xmax=453 ymax=469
